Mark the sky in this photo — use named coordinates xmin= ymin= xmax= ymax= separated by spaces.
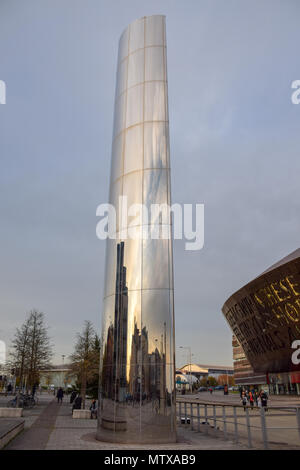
xmin=0 ymin=0 xmax=299 ymax=366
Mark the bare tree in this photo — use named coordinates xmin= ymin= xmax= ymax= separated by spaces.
xmin=27 ymin=310 xmax=52 ymax=390
xmin=69 ymin=321 xmax=100 ymax=409
xmin=10 ymin=316 xmax=31 ymax=397
xmin=10 ymin=310 xmax=53 ymax=400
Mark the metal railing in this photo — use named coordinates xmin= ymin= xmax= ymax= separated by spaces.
xmin=176 ymin=399 xmax=300 ymax=449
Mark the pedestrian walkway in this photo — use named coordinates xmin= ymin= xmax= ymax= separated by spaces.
xmin=6 ymin=397 xmax=59 ymax=450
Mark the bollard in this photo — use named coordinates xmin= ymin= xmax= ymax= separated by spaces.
xmin=197 ymin=403 xmax=200 ymax=432
xmin=296 ymin=407 xmax=300 ymax=441
xmin=222 ymin=406 xmax=227 ymax=439
xmin=233 ymin=406 xmax=239 ymax=443
xmin=184 ymin=401 xmax=187 ymax=425
xmin=245 ymin=407 xmax=252 ymax=448
xmin=190 ymin=403 xmax=193 ymax=430
xmin=213 ymin=404 xmax=217 ymax=434
xmin=205 ymin=404 xmax=208 ymax=434
xmin=179 ymin=401 xmax=182 ymax=424
xmin=260 ymin=407 xmax=268 ymax=450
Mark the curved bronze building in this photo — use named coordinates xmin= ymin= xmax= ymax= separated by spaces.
xmin=222 ymin=249 xmax=300 ymax=376
xmin=97 ymin=15 xmax=176 ymax=443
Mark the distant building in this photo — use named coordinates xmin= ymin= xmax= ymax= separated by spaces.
xmin=179 ymin=363 xmax=234 ymax=382
xmin=223 ymin=249 xmax=300 ymax=395
xmin=175 ymin=371 xmax=198 ymax=391
xmin=39 ymin=364 xmax=76 ymax=389
xmin=0 ymin=366 xmax=11 ymax=391
xmin=232 ymin=335 xmax=267 ymax=387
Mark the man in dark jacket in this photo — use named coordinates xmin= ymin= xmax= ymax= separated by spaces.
xmin=70 ymin=390 xmax=77 ymax=404
xmin=72 ymin=395 xmax=82 ymax=411
xmin=260 ymin=391 xmax=268 ymax=411
xmin=56 ymin=387 xmax=64 ymax=404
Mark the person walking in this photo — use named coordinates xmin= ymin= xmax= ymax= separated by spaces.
xmin=257 ymin=394 xmax=262 ymax=408
xmin=56 ymin=387 xmax=64 ymax=404
xmin=70 ymin=390 xmax=77 ymax=404
xmin=241 ymin=391 xmax=247 ymax=411
xmin=249 ymin=390 xmax=254 ymax=410
xmin=260 ymin=391 xmax=268 ymax=411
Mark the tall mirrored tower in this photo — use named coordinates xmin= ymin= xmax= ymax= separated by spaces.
xmin=97 ymin=15 xmax=176 ymax=444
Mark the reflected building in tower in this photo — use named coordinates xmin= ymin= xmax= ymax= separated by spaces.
xmin=97 ymin=15 xmax=176 ymax=443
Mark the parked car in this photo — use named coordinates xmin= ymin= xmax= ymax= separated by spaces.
xmin=214 ymin=385 xmax=224 ymax=390
xmin=197 ymin=387 xmax=207 ymax=392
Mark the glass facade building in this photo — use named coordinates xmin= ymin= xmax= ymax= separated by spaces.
xmin=96 ymin=15 xmax=176 ymax=443
xmin=222 ymin=249 xmax=300 ymax=395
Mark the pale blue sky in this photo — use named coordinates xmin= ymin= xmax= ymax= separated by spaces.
xmin=0 ymin=0 xmax=299 ymax=365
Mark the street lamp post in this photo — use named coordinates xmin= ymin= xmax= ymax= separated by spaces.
xmin=61 ymin=355 xmax=65 ymax=389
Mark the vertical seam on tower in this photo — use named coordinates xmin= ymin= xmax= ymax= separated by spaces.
xmin=113 ymin=24 xmax=130 ymax=430
xmin=163 ymin=15 xmax=175 ymax=431
xmin=162 ymin=17 xmax=171 ymax=293
xmin=120 ymin=25 xmax=130 ymax=236
xmin=139 ymin=14 xmax=146 ymax=438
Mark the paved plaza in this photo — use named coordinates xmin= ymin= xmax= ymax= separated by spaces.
xmin=0 ymin=393 xmax=245 ymax=450
xmin=1 ymin=391 xmax=300 ymax=450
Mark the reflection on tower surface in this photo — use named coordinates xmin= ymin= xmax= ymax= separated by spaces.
xmin=97 ymin=15 xmax=176 ymax=444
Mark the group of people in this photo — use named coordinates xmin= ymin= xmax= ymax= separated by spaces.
xmin=240 ymin=388 xmax=268 ymax=411
xmin=125 ymin=391 xmax=152 ymax=405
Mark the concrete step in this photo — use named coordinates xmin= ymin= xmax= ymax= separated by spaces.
xmin=0 ymin=419 xmax=25 ymax=449
xmin=0 ymin=408 xmax=23 ymax=418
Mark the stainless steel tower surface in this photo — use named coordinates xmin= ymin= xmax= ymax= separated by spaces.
xmin=97 ymin=15 xmax=176 ymax=444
